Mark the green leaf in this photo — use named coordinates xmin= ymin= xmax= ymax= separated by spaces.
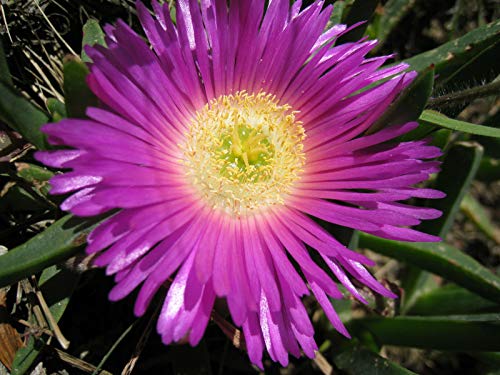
xmin=371 ymin=0 xmax=417 ymax=49
xmin=0 ymin=215 xmax=99 ymax=288
xmin=11 ymin=265 xmax=80 ymax=374
xmin=369 ymin=65 xmax=434 ymax=134
xmin=46 ymin=98 xmax=67 ymax=121
xmin=438 ymin=39 xmax=500 ymax=90
xmin=351 ymin=314 xmax=500 ymax=351
xmin=419 ymin=110 xmax=500 ymax=137
xmin=0 ymin=81 xmax=49 ymax=150
xmin=407 ymin=284 xmax=499 ymax=316
xmin=81 ymin=19 xmax=106 ymax=63
xmin=461 ymin=194 xmax=500 ymax=244
xmin=477 ymin=157 xmax=500 ymax=182
xmin=63 ymin=57 xmax=99 ymax=118
xmin=400 ymin=267 xmax=438 ymax=315
xmin=16 ymin=162 xmax=54 ymax=196
xmin=358 ymin=233 xmax=500 ymax=304
xmin=333 ymin=344 xmax=417 ymax=375
xmin=11 ymin=337 xmax=40 ymax=375
xmin=0 ymin=38 xmax=13 ymax=85
xmin=418 ymin=142 xmax=483 ymax=237
xmin=38 ymin=265 xmax=80 ymax=321
xmin=329 ymin=0 xmax=349 ymax=26
xmin=402 ymin=19 xmax=500 ymax=82
xmin=403 ymin=142 xmax=482 ymax=312
xmin=337 ymin=0 xmax=379 ymax=44
xmin=429 ymin=128 xmax=452 ymax=149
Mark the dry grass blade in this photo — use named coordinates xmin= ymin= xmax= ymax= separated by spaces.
xmin=24 ymin=46 xmax=64 ymax=100
xmin=0 ymin=5 xmax=12 ymax=43
xmin=33 ymin=0 xmax=77 ymax=56
xmin=20 ymin=277 xmax=70 ymax=349
xmin=17 ymin=319 xmax=54 ymax=337
xmin=313 ymin=351 xmax=335 ymax=375
xmin=212 ymin=310 xmax=245 ymax=350
xmin=34 ymin=283 xmax=70 ymax=349
xmin=20 ymin=279 xmax=48 ymax=331
xmin=50 ymin=347 xmax=113 ymax=375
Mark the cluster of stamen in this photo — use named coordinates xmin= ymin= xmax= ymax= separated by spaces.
xmin=182 ymin=91 xmax=306 ymax=217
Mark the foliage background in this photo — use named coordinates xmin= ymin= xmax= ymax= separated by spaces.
xmin=0 ymin=0 xmax=499 ymax=374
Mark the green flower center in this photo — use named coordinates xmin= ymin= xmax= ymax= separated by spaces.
xmin=219 ymin=124 xmax=274 ymax=182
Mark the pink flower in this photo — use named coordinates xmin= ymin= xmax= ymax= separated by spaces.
xmin=37 ymin=0 xmax=443 ymax=367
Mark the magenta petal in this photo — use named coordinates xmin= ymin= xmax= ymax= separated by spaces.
xmin=243 ymin=313 xmax=265 ymax=369
xmin=36 ymin=0 xmax=445 ymax=366
xmin=188 ymin=281 xmax=216 ymax=345
xmin=310 ymin=282 xmax=350 ymax=338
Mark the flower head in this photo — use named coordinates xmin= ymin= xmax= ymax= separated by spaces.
xmin=37 ymin=0 xmax=443 ymax=367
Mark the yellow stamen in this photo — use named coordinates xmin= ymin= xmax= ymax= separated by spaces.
xmin=181 ymin=91 xmax=306 ymax=217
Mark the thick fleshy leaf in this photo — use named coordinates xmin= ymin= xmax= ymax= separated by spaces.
xmin=407 ymin=284 xmax=499 ymax=316
xmin=403 ymin=142 xmax=483 ymax=312
xmin=419 ymin=110 xmax=500 ymax=138
xmin=333 ymin=344 xmax=417 ymax=375
xmin=337 ymin=0 xmax=378 ymax=43
xmin=369 ymin=0 xmax=418 ymax=50
xmin=402 ymin=19 xmax=500 ymax=82
xmin=0 ymin=81 xmax=49 ymax=150
xmin=16 ymin=162 xmax=54 ymax=196
xmin=418 ymin=142 xmax=483 ymax=237
xmin=477 ymin=157 xmax=500 ymax=182
xmin=328 ymin=0 xmax=349 ymax=26
xmin=81 ymin=19 xmax=106 ymax=63
xmin=11 ymin=265 xmax=80 ymax=374
xmin=430 ymin=128 xmax=451 ymax=149
xmin=436 ymin=38 xmax=500 ymax=91
xmin=63 ymin=58 xmax=99 ymax=118
xmin=351 ymin=314 xmax=500 ymax=351
xmin=0 ymin=215 xmax=100 ymax=288
xmin=46 ymin=98 xmax=67 ymax=121
xmin=461 ymin=194 xmax=500 ymax=244
xmin=358 ymin=233 xmax=500 ymax=304
xmin=11 ymin=337 xmax=39 ymax=375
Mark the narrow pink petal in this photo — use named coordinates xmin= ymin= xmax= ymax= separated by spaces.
xmin=242 ymin=313 xmax=264 ymax=369
xmin=310 ymin=282 xmax=350 ymax=338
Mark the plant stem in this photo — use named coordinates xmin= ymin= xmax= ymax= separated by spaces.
xmin=428 ymin=80 xmax=500 ymax=108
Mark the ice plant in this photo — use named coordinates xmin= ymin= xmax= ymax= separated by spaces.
xmin=36 ymin=0 xmax=444 ymax=367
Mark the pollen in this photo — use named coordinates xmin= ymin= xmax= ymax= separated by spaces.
xmin=182 ymin=91 xmax=306 ymax=217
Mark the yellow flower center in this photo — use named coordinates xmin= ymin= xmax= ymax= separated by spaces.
xmin=182 ymin=91 xmax=306 ymax=217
